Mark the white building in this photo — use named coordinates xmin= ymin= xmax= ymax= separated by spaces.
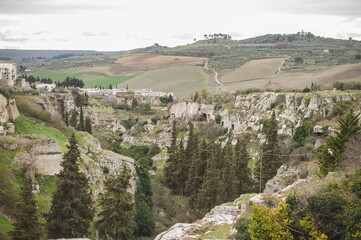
xmin=0 ymin=60 xmax=17 ymax=86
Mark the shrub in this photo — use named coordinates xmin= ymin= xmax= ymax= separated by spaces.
xmin=215 ymin=114 xmax=222 ymax=124
xmin=235 ymin=217 xmax=251 ymax=240
xmin=293 ymin=120 xmax=315 ymax=146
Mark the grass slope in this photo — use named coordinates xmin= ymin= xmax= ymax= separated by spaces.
xmin=32 ymin=70 xmax=133 ymax=88
xmin=125 ymin=65 xmax=211 ymax=98
xmin=14 ymin=115 xmax=68 ymax=151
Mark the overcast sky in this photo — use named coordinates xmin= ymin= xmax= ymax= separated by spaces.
xmin=0 ymin=0 xmax=360 ymax=51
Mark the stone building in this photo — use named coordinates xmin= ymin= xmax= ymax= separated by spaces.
xmin=0 ymin=60 xmax=17 ymax=86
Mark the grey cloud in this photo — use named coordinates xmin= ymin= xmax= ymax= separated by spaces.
xmin=348 ymin=33 xmax=361 ymax=38
xmin=0 ymin=31 xmax=28 ymax=42
xmin=260 ymin=0 xmax=361 ymax=19
xmin=172 ymin=32 xmax=195 ymax=40
xmin=82 ymin=31 xmax=109 ymax=37
xmin=0 ymin=0 xmax=122 ymax=14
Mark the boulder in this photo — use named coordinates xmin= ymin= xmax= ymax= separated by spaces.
xmin=313 ymin=125 xmax=323 ymax=135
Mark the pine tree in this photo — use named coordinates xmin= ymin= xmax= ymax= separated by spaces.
xmin=164 ymin=120 xmax=178 ymax=190
xmin=9 ymin=168 xmax=43 ymax=240
xmin=109 ymin=84 xmax=113 ymax=89
xmin=255 ymin=111 xmax=281 ymax=192
xmin=70 ymin=108 xmax=77 ymax=128
xmin=96 ymin=164 xmax=135 ymax=240
xmin=319 ymin=108 xmax=360 ymax=175
xmin=47 ymin=134 xmax=94 ymax=238
xmin=84 ymin=117 xmax=92 ymax=134
xmin=234 ymin=138 xmax=252 ymax=194
xmin=78 ymin=106 xmax=84 ymax=131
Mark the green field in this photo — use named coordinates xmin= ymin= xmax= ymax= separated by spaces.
xmin=32 ymin=70 xmax=133 ymax=88
xmin=126 ymin=65 xmax=211 ymax=98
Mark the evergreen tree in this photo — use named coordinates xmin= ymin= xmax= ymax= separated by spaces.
xmin=196 ymin=142 xmax=221 ymax=213
xmin=164 ymin=121 xmax=178 ymax=190
xmin=9 ymin=168 xmax=43 ymax=240
xmin=175 ymin=140 xmax=188 ymax=195
xmin=135 ymin=202 xmax=154 ymax=237
xmin=64 ymin=112 xmax=69 ymax=127
xmin=220 ymin=135 xmax=238 ymax=202
xmin=183 ymin=123 xmax=196 ymax=194
xmin=78 ymin=106 xmax=84 ymax=131
xmin=319 ymin=108 xmax=360 ymax=175
xmin=109 ymin=84 xmax=113 ymax=89
xmin=84 ymin=117 xmax=92 ymax=134
xmin=255 ymin=111 xmax=281 ymax=192
xmin=70 ymin=108 xmax=77 ymax=128
xmin=96 ymin=164 xmax=135 ymax=240
xmin=185 ymin=135 xmax=200 ymax=196
xmin=59 ymin=99 xmax=65 ymax=121
xmin=186 ymin=138 xmax=206 ymax=208
xmin=47 ymin=134 xmax=94 ymax=238
xmin=234 ymin=138 xmax=252 ymax=194
xmin=134 ymin=160 xmax=154 ymax=237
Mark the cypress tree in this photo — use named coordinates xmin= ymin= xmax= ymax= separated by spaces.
xmin=134 ymin=161 xmax=154 ymax=237
xmin=70 ymin=108 xmax=77 ymax=128
xmin=9 ymin=168 xmax=43 ymax=240
xmin=234 ymin=137 xmax=252 ymax=194
xmin=47 ymin=134 xmax=94 ymax=238
xmin=96 ymin=164 xmax=135 ymax=240
xmin=64 ymin=112 xmax=69 ymax=127
xmin=78 ymin=106 xmax=84 ymax=131
xmin=220 ymin=136 xmax=238 ymax=202
xmin=255 ymin=111 xmax=281 ymax=191
xmin=173 ymin=140 xmax=187 ymax=195
xmin=186 ymin=138 xmax=206 ymax=208
xmin=196 ymin=141 xmax=220 ymax=212
xmin=164 ymin=120 xmax=178 ymax=190
xmin=183 ymin=123 xmax=196 ymax=194
xmin=84 ymin=117 xmax=92 ymax=134
xmin=319 ymin=108 xmax=360 ymax=175
xmin=185 ymin=135 xmax=200 ymax=196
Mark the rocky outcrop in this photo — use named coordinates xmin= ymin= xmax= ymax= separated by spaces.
xmin=170 ymin=92 xmax=360 ymax=137
xmin=13 ymin=134 xmax=136 ymax=196
xmin=155 ymin=202 xmax=241 ymax=240
xmin=170 ymin=102 xmax=214 ymax=121
xmin=0 ymin=94 xmax=19 ymax=125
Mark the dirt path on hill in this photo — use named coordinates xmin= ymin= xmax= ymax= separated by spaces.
xmin=204 ymin=60 xmax=222 ymax=93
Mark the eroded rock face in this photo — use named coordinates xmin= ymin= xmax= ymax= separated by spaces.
xmin=154 ymin=202 xmax=241 ymax=240
xmin=170 ymin=92 xmax=360 ymax=138
xmin=0 ymin=94 xmax=19 ymax=124
xmin=264 ymin=165 xmax=303 ymax=193
xmin=13 ymin=134 xmax=136 ymax=196
xmin=170 ymin=102 xmax=214 ymax=120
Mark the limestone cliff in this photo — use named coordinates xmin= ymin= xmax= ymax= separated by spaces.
xmin=170 ymin=91 xmax=360 ymax=136
xmin=12 ymin=133 xmax=135 ymax=196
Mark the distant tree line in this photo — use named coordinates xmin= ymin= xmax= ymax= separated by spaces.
xmin=22 ymin=75 xmax=53 ymax=84
xmin=204 ymin=33 xmax=232 ymax=40
xmin=56 ymin=76 xmax=85 ymax=88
